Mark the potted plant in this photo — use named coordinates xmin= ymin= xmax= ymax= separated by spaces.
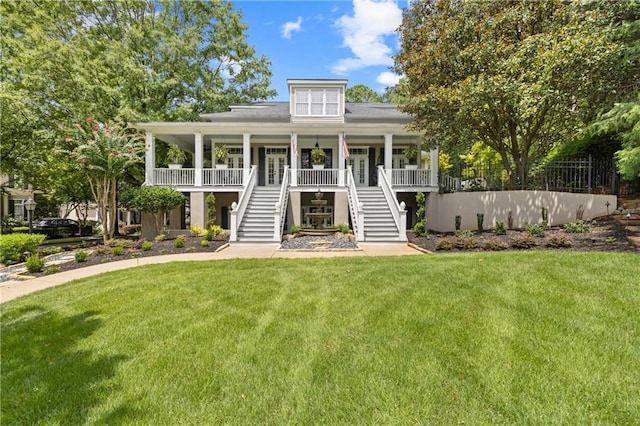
xmin=404 ymin=145 xmax=419 ymax=169
xmin=214 ymin=144 xmax=228 ymax=169
xmin=311 ymin=146 xmax=326 ymax=169
xmin=167 ymin=144 xmax=186 ymax=169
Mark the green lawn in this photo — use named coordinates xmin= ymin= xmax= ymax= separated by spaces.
xmin=2 ymin=252 xmax=638 ymax=424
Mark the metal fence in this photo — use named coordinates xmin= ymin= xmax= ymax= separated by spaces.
xmin=441 ymin=156 xmax=640 ymax=198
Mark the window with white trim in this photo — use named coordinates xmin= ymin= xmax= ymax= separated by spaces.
xmin=295 ymin=88 xmax=340 ymax=116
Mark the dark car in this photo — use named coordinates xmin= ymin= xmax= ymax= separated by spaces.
xmin=32 ymin=217 xmax=93 ymax=238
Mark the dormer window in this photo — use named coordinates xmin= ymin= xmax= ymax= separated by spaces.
xmin=295 ymin=88 xmax=340 ymax=116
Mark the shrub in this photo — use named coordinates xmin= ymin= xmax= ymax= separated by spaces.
xmin=563 ymin=220 xmax=591 ymax=233
xmin=455 ymin=229 xmax=474 ymax=237
xmin=159 ymin=249 xmax=168 ymax=255
xmin=75 ymin=250 xmax=88 ymax=262
xmin=455 ymin=236 xmax=478 ymax=249
xmin=338 ymin=223 xmax=349 ymax=234
xmin=493 ymin=220 xmax=507 ymax=235
xmin=414 ymin=192 xmax=427 ymax=236
xmin=107 ymin=238 xmax=136 ymax=248
xmin=174 ymin=235 xmax=186 ymax=248
xmin=291 ymin=224 xmax=301 ymax=235
xmin=526 ymin=223 xmax=546 ymax=237
xmin=436 ymin=237 xmax=456 ymax=251
xmin=12 ymin=226 xmax=29 ymax=233
xmin=111 ymin=246 xmax=125 ymax=256
xmin=25 ymin=254 xmax=45 ymax=273
xmin=476 ymin=213 xmax=485 ymax=233
xmin=483 ymin=238 xmax=508 ymax=251
xmin=510 ymin=234 xmax=538 ymax=249
xmin=204 ymin=225 xmax=223 ymax=241
xmin=93 ymin=246 xmax=108 ymax=255
xmin=545 ymin=234 xmax=573 ymax=248
xmin=45 ymin=266 xmax=60 ymax=275
xmin=186 ymin=246 xmax=196 ymax=253
xmin=606 ymin=236 xmax=616 ymax=244
xmin=141 ymin=241 xmax=153 ymax=251
xmin=42 ymin=246 xmax=64 ymax=255
xmin=0 ymin=233 xmax=46 ymax=265
xmin=201 ymin=239 xmax=210 ymax=247
xmin=131 ymin=252 xmax=141 ymax=258
xmin=154 ymin=234 xmax=166 ymax=242
xmin=190 ymin=225 xmax=205 ymax=237
xmin=413 ymin=221 xmax=427 ymax=236
xmin=455 ymin=215 xmax=462 ymax=231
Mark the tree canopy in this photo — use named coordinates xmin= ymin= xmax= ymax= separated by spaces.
xmin=394 ymin=0 xmax=640 ymax=186
xmin=346 ymin=84 xmax=382 ymax=103
xmin=1 ymin=0 xmax=275 ymax=182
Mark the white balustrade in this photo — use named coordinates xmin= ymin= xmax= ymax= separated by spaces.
xmin=203 ymin=168 xmax=243 ymax=186
xmin=391 ymin=168 xmax=432 ymax=187
xmin=296 ymin=169 xmax=341 ymax=186
xmin=153 ymin=168 xmax=195 ymax=186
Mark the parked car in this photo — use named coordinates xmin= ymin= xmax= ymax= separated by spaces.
xmin=32 ymin=218 xmax=93 ymax=238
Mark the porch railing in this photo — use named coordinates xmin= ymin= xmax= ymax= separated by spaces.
xmin=203 ymin=168 xmax=243 ymax=186
xmin=391 ymin=168 xmax=432 ymax=187
xmin=154 ymin=168 xmax=195 ymax=186
xmin=378 ymin=166 xmax=407 ymax=241
xmin=346 ymin=166 xmax=364 ymax=241
xmin=296 ymin=168 xmax=341 ymax=186
xmin=275 ymin=165 xmax=290 ymax=240
xmin=230 ymin=165 xmax=257 ymax=242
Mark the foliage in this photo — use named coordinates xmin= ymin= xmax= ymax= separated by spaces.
xmin=25 ymin=254 xmax=44 ymax=273
xmin=174 ymin=235 xmax=186 ymax=248
xmin=455 ymin=236 xmax=478 ymax=250
xmin=435 ymin=237 xmax=456 ymax=251
xmin=338 ymin=223 xmax=349 ymax=234
xmin=120 ymin=225 xmax=141 ymax=235
xmin=291 ymin=224 xmax=301 ymax=235
xmin=124 ymin=187 xmax=185 ymax=236
xmin=526 ymin=223 xmax=547 ymax=237
xmin=0 ymin=233 xmax=46 ymax=265
xmin=545 ymin=234 xmax=573 ymax=248
xmin=476 ymin=213 xmax=485 ymax=233
xmin=59 ymin=118 xmax=145 ymax=244
xmin=403 ymin=145 xmax=419 ymax=164
xmin=75 ymin=250 xmax=88 ymax=262
xmin=201 ymin=239 xmax=210 ymax=248
xmin=42 ymin=246 xmax=63 ymax=255
xmin=345 ymin=84 xmax=382 ymax=103
xmin=510 ymin=234 xmax=538 ymax=249
xmin=214 ymin=145 xmax=229 ymax=164
xmin=167 ymin=145 xmax=186 ymax=165
xmin=564 ymin=220 xmax=591 ymax=233
xmin=455 ymin=215 xmax=462 ymax=231
xmin=203 ymin=225 xmax=223 ymax=241
xmin=206 ymin=194 xmax=216 ymax=228
xmin=141 ymin=241 xmax=153 ymax=251
xmin=111 ymin=246 xmax=125 ymax=256
xmin=493 ymin=221 xmax=508 ymax=235
xmin=311 ymin=147 xmax=326 ymax=165
xmin=395 ymin=0 xmax=638 ymax=187
xmin=455 ymin=229 xmax=473 ymax=238
xmin=44 ymin=266 xmax=60 ymax=275
xmin=413 ymin=192 xmax=427 ymax=236
xmin=190 ymin=225 xmax=205 ymax=237
xmin=107 ymin=238 xmax=136 ymax=249
xmin=154 ymin=234 xmax=166 ymax=242
xmin=482 ymin=238 xmax=508 ymax=251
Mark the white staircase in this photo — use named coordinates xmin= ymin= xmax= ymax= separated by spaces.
xmin=237 ymin=187 xmax=280 ymax=241
xmin=357 ymin=187 xmax=401 ymax=241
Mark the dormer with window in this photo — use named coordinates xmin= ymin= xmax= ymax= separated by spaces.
xmin=288 ymin=79 xmax=347 ymax=123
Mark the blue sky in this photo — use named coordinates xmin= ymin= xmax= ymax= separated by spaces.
xmin=234 ymin=0 xmax=409 ymax=101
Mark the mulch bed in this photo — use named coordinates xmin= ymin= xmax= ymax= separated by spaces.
xmin=408 ymin=215 xmax=639 ymax=253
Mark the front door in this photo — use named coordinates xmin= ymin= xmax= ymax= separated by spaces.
xmin=265 ymin=148 xmax=288 ymax=186
xmin=348 ymin=148 xmax=369 ymax=186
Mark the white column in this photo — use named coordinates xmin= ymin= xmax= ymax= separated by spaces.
xmin=145 ymin=133 xmax=155 ymax=185
xmin=430 ymin=147 xmax=439 ymax=187
xmin=243 ymin=133 xmax=251 ymax=184
xmin=194 ymin=132 xmax=203 ymax=187
xmin=384 ymin=134 xmax=393 ymax=182
xmin=338 ymin=132 xmax=345 ymax=187
xmin=291 ymin=132 xmax=298 ymax=187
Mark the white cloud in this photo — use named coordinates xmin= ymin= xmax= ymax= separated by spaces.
xmin=376 ymin=71 xmax=401 ymax=87
xmin=331 ymin=0 xmax=403 ymax=75
xmin=281 ymin=16 xmax=303 ymax=39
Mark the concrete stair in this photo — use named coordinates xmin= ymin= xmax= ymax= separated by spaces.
xmin=237 ymin=187 xmax=280 ymax=242
xmin=357 ymin=187 xmax=401 ymax=241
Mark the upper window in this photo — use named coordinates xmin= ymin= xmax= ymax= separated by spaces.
xmin=295 ymin=88 xmax=340 ymax=117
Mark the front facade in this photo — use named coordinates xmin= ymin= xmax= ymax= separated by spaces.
xmin=137 ymin=79 xmax=439 ymax=242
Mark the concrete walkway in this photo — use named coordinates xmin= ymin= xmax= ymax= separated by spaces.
xmin=0 ymin=242 xmax=425 ymax=303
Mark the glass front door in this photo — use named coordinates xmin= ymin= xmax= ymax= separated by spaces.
xmin=348 ymin=148 xmax=369 ymax=186
xmin=266 ymin=148 xmax=288 ymax=186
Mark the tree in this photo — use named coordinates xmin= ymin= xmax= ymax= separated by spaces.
xmin=61 ymin=119 xmax=146 ymax=244
xmin=1 ymin=0 xmax=275 ymax=195
xmin=394 ymin=0 xmax=639 ymax=187
xmin=346 ymin=84 xmax=382 ymax=103
xmin=123 ymin=187 xmax=185 ymax=237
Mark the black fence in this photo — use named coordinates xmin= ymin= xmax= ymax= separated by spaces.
xmin=441 ymin=156 xmax=640 ymax=198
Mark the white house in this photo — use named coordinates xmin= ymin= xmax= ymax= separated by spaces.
xmin=135 ymin=79 xmax=439 ymax=242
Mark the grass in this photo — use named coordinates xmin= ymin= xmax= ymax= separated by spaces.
xmin=1 ymin=252 xmax=638 ymax=424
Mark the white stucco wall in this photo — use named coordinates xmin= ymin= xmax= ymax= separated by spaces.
xmin=426 ymin=191 xmax=617 ymax=232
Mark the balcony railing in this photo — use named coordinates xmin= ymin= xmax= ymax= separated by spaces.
xmin=154 ymin=168 xmax=195 ymax=186
xmin=296 ymin=168 xmax=341 ymax=186
xmin=391 ymin=168 xmax=432 ymax=187
xmin=203 ymin=168 xmax=243 ymax=186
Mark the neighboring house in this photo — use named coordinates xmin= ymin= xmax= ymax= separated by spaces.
xmin=136 ymin=79 xmax=439 ymax=242
xmin=0 ymin=175 xmax=34 ymax=223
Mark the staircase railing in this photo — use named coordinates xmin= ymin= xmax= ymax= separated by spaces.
xmin=274 ymin=165 xmax=290 ymax=241
xmin=378 ymin=166 xmax=407 ymax=241
xmin=229 ymin=165 xmax=257 ymax=242
xmin=346 ymin=166 xmax=365 ymax=241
